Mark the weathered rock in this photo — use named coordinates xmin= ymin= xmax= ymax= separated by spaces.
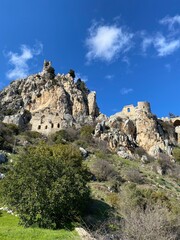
xmin=0 ymin=61 xmax=99 ymax=134
xmin=79 ymin=147 xmax=88 ymax=158
xmin=141 ymin=155 xmax=149 ymax=164
xmin=0 ymin=173 xmax=5 ymax=179
xmin=93 ymin=101 xmax=177 ymax=158
xmin=0 ymin=151 xmax=8 ymax=164
xmin=0 ymin=60 xmax=178 ymax=159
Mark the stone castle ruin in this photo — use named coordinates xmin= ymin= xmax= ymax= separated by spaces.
xmin=1 ymin=61 xmax=99 ymax=135
xmin=121 ymin=101 xmax=151 ymax=117
xmin=0 ymin=60 xmax=179 ymax=158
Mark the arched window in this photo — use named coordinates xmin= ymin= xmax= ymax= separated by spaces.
xmin=45 ymin=125 xmax=48 ymax=129
xmin=57 ymin=123 xmax=60 ymax=128
xmin=127 ymin=108 xmax=130 ymax=112
xmin=174 ymin=120 xmax=180 ymax=127
xmin=51 ymin=123 xmax=54 ymax=128
xmin=38 ymin=125 xmax=41 ymax=130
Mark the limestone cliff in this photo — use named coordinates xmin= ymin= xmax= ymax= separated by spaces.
xmin=94 ymin=102 xmax=177 ymax=158
xmin=0 ymin=60 xmax=178 ymax=158
xmin=0 ymin=61 xmax=99 ymax=134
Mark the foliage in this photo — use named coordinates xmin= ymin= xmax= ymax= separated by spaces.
xmin=158 ymin=153 xmax=173 ymax=175
xmin=124 ymin=168 xmax=144 ymax=184
xmin=50 ymin=129 xmax=78 ymax=144
xmin=80 ymin=125 xmax=94 ymax=142
xmin=91 ymin=159 xmax=118 ymax=181
xmin=0 ymin=122 xmax=19 ymax=151
xmin=173 ymin=147 xmax=180 ymax=162
xmin=0 ymin=144 xmax=90 ymax=229
xmin=122 ymin=205 xmax=179 ymax=240
xmin=76 ymin=79 xmax=90 ymax=94
xmin=68 ymin=69 xmax=75 ymax=79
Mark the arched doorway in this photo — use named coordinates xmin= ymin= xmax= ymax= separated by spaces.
xmin=173 ymin=120 xmax=180 ymax=127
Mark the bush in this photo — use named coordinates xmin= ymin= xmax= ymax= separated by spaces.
xmin=158 ymin=153 xmax=173 ymax=175
xmin=124 ymin=168 xmax=144 ymax=184
xmin=173 ymin=147 xmax=180 ymax=162
xmin=91 ymin=159 xmax=118 ymax=181
xmin=50 ymin=128 xmax=78 ymax=144
xmin=80 ymin=125 xmax=94 ymax=140
xmin=0 ymin=144 xmax=90 ymax=229
xmin=122 ymin=205 xmax=179 ymax=240
xmin=68 ymin=69 xmax=75 ymax=79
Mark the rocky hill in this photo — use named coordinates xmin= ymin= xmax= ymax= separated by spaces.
xmin=0 ymin=60 xmax=178 ymax=158
xmin=0 ymin=61 xmax=99 ymax=134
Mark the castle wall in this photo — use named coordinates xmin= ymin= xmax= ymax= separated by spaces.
xmin=121 ymin=101 xmax=151 ymax=117
xmin=121 ymin=105 xmax=136 ymax=116
xmin=137 ymin=101 xmax=151 ymax=112
xmin=30 ymin=112 xmax=69 ymax=135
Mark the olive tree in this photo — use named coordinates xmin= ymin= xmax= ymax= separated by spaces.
xmin=0 ymin=144 xmax=90 ymax=229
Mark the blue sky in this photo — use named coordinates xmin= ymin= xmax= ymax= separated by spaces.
xmin=0 ymin=0 xmax=180 ymax=117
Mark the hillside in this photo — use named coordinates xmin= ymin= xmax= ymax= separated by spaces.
xmin=0 ymin=61 xmax=180 ymax=240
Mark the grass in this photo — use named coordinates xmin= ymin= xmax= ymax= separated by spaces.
xmin=0 ymin=211 xmax=80 ymax=240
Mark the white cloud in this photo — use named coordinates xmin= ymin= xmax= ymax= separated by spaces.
xmin=142 ymin=34 xmax=180 ymax=57
xmin=105 ymin=74 xmax=114 ymax=80
xmin=86 ymin=24 xmax=133 ymax=62
xmin=6 ymin=42 xmax=43 ymax=79
xmin=122 ymin=56 xmax=130 ymax=65
xmin=154 ymin=34 xmax=180 ymax=56
xmin=142 ymin=37 xmax=153 ymax=52
xmin=160 ymin=15 xmax=180 ymax=30
xmin=165 ymin=63 xmax=171 ymax=72
xmin=120 ymin=88 xmax=133 ymax=95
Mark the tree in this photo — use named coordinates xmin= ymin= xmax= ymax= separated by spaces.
xmin=69 ymin=69 xmax=75 ymax=79
xmin=0 ymin=144 xmax=90 ymax=229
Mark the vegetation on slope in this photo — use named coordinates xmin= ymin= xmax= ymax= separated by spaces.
xmin=0 ymin=123 xmax=180 ymax=239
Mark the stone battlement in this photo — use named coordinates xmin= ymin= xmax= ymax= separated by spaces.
xmin=121 ymin=101 xmax=151 ymax=117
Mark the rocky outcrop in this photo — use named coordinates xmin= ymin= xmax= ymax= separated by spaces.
xmin=94 ymin=102 xmax=176 ymax=158
xmin=0 ymin=60 xmax=177 ymax=158
xmin=0 ymin=61 xmax=99 ymax=134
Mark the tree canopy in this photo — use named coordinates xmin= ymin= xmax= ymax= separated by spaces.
xmin=0 ymin=144 xmax=90 ymax=229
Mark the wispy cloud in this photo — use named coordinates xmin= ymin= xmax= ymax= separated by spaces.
xmin=86 ymin=23 xmax=133 ymax=62
xmin=120 ymin=87 xmax=133 ymax=95
xmin=5 ymin=42 xmax=43 ymax=79
xmin=159 ymin=15 xmax=180 ymax=31
xmin=154 ymin=34 xmax=180 ymax=56
xmin=105 ymin=74 xmax=114 ymax=80
xmin=122 ymin=56 xmax=130 ymax=65
xmin=142 ymin=37 xmax=153 ymax=53
xmin=142 ymin=34 xmax=180 ymax=57
xmin=165 ymin=63 xmax=171 ymax=72
xmin=141 ymin=15 xmax=180 ymax=57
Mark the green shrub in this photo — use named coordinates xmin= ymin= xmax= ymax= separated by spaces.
xmin=50 ymin=129 xmax=71 ymax=144
xmin=5 ymin=123 xmax=20 ymax=135
xmin=0 ymin=143 xmax=90 ymax=229
xmin=173 ymin=147 xmax=180 ymax=162
xmin=22 ymin=130 xmax=42 ymax=139
xmin=91 ymin=159 xmax=118 ymax=181
xmin=80 ymin=125 xmax=94 ymax=141
xmin=68 ymin=69 xmax=75 ymax=79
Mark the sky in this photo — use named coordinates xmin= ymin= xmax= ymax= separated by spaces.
xmin=0 ymin=0 xmax=180 ymax=117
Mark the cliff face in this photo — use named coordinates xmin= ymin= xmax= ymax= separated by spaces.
xmin=0 ymin=60 xmax=177 ymax=158
xmin=94 ymin=102 xmax=176 ymax=159
xmin=0 ymin=61 xmax=99 ymax=134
